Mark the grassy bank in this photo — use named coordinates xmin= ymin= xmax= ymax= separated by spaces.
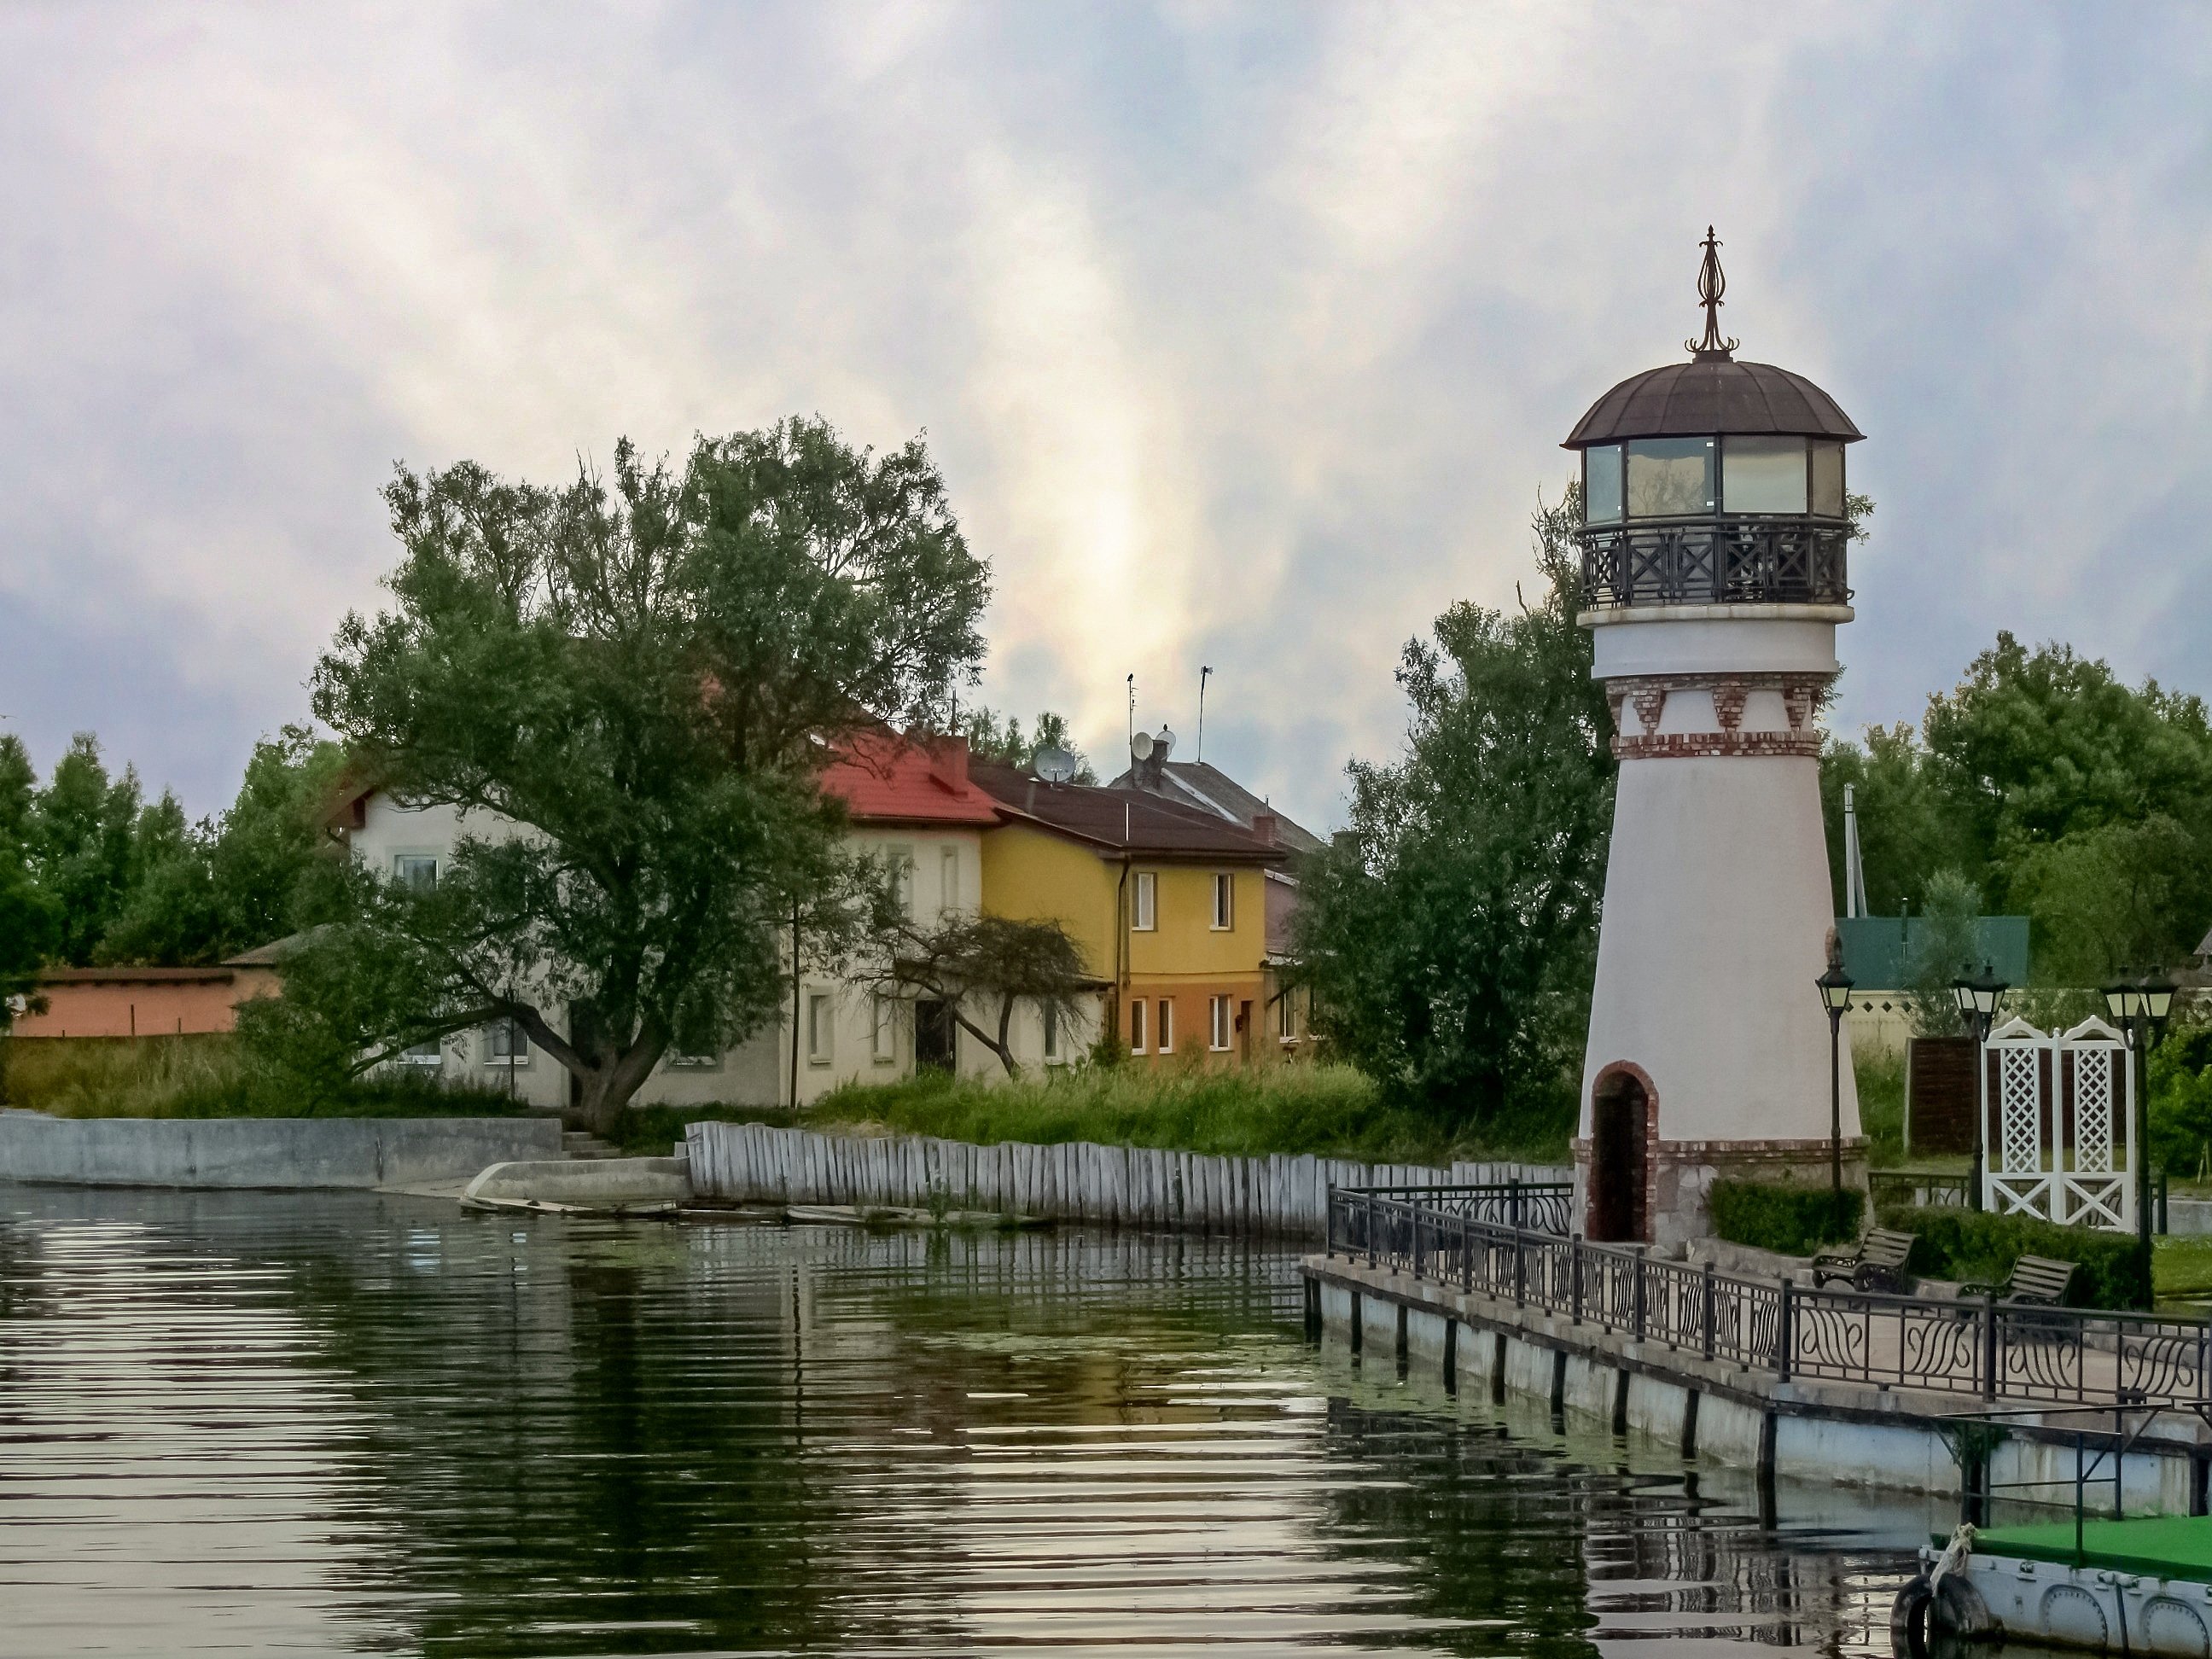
xmin=612 ymin=1062 xmax=1571 ymax=1167
xmin=0 ymin=1035 xmax=527 ymax=1120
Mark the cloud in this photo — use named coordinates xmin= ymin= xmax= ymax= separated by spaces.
xmin=1 ymin=1 xmax=2208 ymax=835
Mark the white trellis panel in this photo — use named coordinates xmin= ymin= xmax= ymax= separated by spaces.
xmin=1978 ymin=1015 xmax=2134 ymax=1232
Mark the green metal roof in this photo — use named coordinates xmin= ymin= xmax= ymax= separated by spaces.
xmin=1835 ymin=916 xmax=2032 ymax=992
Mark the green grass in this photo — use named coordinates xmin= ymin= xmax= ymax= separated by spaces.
xmin=794 ymin=1060 xmax=1564 ymax=1165
xmin=0 ymin=1035 xmax=529 ymax=1120
xmin=1857 ymin=1043 xmax=1906 ymax=1167
xmin=2155 ymin=1237 xmax=2212 ymax=1303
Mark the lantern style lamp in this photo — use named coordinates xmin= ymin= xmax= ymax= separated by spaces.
xmin=2103 ymin=969 xmax=2143 ymax=1027
xmin=1816 ymin=958 xmax=1855 ymax=1205
xmin=1951 ymin=962 xmax=2007 ymax=1210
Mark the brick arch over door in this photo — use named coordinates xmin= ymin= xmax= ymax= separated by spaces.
xmin=1587 ymin=1062 xmax=1658 ymax=1243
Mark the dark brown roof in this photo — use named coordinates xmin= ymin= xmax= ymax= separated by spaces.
xmin=1564 ymin=358 xmax=1863 ymax=449
xmin=38 ymin=965 xmax=237 ymax=985
xmin=1102 ymin=760 xmax=1325 ymax=855
xmin=969 ymin=761 xmax=1284 ymax=860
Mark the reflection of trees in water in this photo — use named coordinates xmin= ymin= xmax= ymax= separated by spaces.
xmin=1313 ymin=1395 xmax=1906 ymax=1658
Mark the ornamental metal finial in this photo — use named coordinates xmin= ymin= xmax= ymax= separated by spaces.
xmin=1687 ymin=225 xmax=1739 ymax=359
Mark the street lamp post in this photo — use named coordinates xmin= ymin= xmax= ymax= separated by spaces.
xmin=1817 ymin=953 xmax=1855 ymax=1212
xmin=2104 ymin=966 xmax=2178 ymax=1256
xmin=1953 ymin=963 xmax=2009 ymax=1213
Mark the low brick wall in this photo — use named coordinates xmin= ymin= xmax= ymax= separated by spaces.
xmin=0 ymin=1109 xmax=562 ymax=1190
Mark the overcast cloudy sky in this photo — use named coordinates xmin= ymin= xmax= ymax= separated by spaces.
xmin=3 ymin=2 xmax=2208 ymax=831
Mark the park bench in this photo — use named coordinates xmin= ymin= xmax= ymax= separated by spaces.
xmin=1963 ymin=1254 xmax=2079 ymax=1307
xmin=1811 ymin=1226 xmax=1918 ymax=1294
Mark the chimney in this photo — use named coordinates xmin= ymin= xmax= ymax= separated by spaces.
xmin=1251 ymin=812 xmax=1278 ymax=846
xmin=929 ymin=736 xmax=970 ymax=793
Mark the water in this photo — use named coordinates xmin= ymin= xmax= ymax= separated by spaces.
xmin=0 ymin=1185 xmax=1939 ymax=1657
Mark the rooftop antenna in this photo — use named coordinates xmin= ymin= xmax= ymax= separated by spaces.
xmin=1196 ymin=666 xmax=1213 ymax=762
xmin=1126 ymin=672 xmax=1136 ymax=767
xmin=1687 ymin=225 xmax=1739 ymax=360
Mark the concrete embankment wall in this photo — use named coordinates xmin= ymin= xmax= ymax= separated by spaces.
xmin=686 ymin=1118 xmax=1568 ymax=1238
xmin=1310 ymin=1259 xmax=2206 ymax=1511
xmin=0 ymin=1109 xmax=563 ymax=1190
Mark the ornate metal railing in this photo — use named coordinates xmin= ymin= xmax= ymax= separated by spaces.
xmin=1324 ymin=1185 xmax=2212 ymax=1410
xmin=1868 ymin=1170 xmax=1972 ymax=1211
xmin=1335 ymin=1180 xmax=1574 ymax=1239
xmin=1579 ymin=515 xmax=1849 ymax=609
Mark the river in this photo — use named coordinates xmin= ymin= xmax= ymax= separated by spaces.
xmin=0 ymin=1184 xmax=1939 ymax=1656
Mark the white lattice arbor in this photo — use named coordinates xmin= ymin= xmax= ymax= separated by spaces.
xmin=1981 ymin=1016 xmax=2134 ymax=1231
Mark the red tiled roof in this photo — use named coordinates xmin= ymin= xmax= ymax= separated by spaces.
xmin=968 ymin=761 xmax=1284 ymax=860
xmin=820 ymin=732 xmax=1000 ymax=826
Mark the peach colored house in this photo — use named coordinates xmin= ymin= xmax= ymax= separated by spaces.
xmin=11 ymin=952 xmax=283 ymax=1039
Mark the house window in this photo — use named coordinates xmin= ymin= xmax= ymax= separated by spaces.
xmin=1278 ymin=991 xmax=1295 ymax=1042
xmin=940 ymin=846 xmax=960 ymax=914
xmin=888 ymin=844 xmax=916 ymax=917
xmin=807 ymin=992 xmax=834 ymax=1065
xmin=1042 ymin=1001 xmax=1061 ymax=1063
xmin=1209 ymin=995 xmax=1232 ymax=1052
xmin=1132 ymin=870 xmax=1157 ymax=931
xmin=393 ymin=854 xmax=439 ymax=891
xmin=484 ymin=1016 xmax=528 ymax=1066
xmin=401 ymin=1036 xmax=444 ymax=1067
xmin=1157 ymin=998 xmax=1173 ymax=1054
xmin=666 ymin=1046 xmax=719 ymax=1070
xmin=872 ymin=994 xmax=896 ymax=1064
xmin=1211 ymin=873 xmax=1233 ymax=930
xmin=1129 ymin=998 xmax=1147 ymax=1055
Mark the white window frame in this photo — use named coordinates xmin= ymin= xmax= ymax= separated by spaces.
xmin=1129 ymin=997 xmax=1147 ymax=1055
xmin=939 ymin=845 xmax=960 ymax=915
xmin=482 ymin=1016 xmax=529 ymax=1067
xmin=1211 ymin=872 xmax=1233 ymax=931
xmin=393 ymin=853 xmax=440 ymax=892
xmin=888 ymin=843 xmax=917 ymax=918
xmin=665 ymin=1047 xmax=721 ymax=1070
xmin=872 ymin=994 xmax=897 ymax=1065
xmin=806 ymin=992 xmax=834 ymax=1066
xmin=400 ymin=1035 xmax=445 ymax=1068
xmin=1132 ymin=870 xmax=1157 ymax=931
xmin=1209 ymin=995 xmax=1232 ymax=1052
xmin=1157 ymin=998 xmax=1173 ymax=1055
xmin=1042 ymin=1000 xmax=1062 ymax=1064
xmin=1278 ymin=990 xmax=1295 ymax=1043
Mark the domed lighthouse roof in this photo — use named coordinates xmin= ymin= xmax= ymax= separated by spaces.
xmin=1565 ymin=228 xmax=1863 ymax=450
xmin=1565 ymin=358 xmax=1862 ymax=450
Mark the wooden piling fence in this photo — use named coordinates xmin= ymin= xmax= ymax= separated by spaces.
xmin=684 ymin=1118 xmax=1568 ymax=1240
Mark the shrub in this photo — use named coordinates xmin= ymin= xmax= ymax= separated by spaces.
xmin=1708 ymin=1179 xmax=1863 ymax=1255
xmin=1874 ymin=1203 xmax=2150 ymax=1311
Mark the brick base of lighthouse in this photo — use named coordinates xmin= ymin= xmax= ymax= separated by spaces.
xmin=1573 ymin=1136 xmax=1871 ymax=1252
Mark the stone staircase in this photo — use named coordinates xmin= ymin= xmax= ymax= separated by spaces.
xmin=562 ymin=1131 xmax=625 ymax=1161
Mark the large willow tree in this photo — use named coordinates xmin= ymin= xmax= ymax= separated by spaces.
xmin=259 ymin=419 xmax=989 ymax=1128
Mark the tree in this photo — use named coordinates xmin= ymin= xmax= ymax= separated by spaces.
xmin=280 ymin=418 xmax=990 ymax=1129
xmin=1903 ymin=868 xmax=1982 ymax=1038
xmin=2005 ymin=815 xmax=2212 ymax=985
xmin=28 ymin=734 xmax=141 ymax=964
xmin=206 ymin=725 xmax=348 ymax=951
xmin=860 ymin=913 xmax=1094 ymax=1076
xmin=0 ymin=736 xmax=55 ymax=1051
xmin=960 ymin=707 xmax=1097 ymax=783
xmin=1290 ymin=488 xmax=1615 ymax=1144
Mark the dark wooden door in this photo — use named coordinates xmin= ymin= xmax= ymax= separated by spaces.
xmin=1588 ymin=1075 xmax=1649 ymax=1243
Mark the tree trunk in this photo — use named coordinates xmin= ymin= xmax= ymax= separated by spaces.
xmin=948 ymin=1003 xmax=1018 ymax=1078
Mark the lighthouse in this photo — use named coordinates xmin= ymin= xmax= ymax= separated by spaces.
xmin=1565 ymin=232 xmax=1864 ymax=1248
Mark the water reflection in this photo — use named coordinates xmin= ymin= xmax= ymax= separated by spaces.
xmin=0 ymin=1185 xmax=1932 ymax=1656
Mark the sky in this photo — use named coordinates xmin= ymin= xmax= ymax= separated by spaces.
xmin=2 ymin=2 xmax=2209 ymax=835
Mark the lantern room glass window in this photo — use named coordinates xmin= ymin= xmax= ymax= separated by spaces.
xmin=1722 ymin=436 xmax=1808 ymax=514
xmin=1583 ymin=444 xmax=1623 ymax=523
xmin=1625 ymin=438 xmax=1714 ymax=518
xmin=1810 ymin=441 xmax=1846 ymax=517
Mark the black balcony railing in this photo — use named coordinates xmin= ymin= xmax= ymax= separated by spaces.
xmin=1580 ymin=515 xmax=1850 ymax=609
xmin=1324 ymin=1184 xmax=2212 ymax=1410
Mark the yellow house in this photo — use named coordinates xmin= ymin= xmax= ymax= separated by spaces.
xmin=970 ymin=760 xmax=1289 ymax=1068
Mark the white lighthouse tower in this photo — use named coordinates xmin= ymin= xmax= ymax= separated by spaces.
xmin=1567 ymin=232 xmax=1864 ymax=1247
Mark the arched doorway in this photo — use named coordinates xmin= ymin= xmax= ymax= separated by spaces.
xmin=1587 ymin=1068 xmax=1651 ymax=1243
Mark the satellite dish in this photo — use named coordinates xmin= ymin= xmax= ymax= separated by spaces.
xmin=1033 ymin=744 xmax=1078 ymax=784
xmin=1130 ymin=731 xmax=1154 ymax=762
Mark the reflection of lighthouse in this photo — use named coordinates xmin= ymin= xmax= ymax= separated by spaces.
xmin=1565 ymin=232 xmax=1864 ymax=1248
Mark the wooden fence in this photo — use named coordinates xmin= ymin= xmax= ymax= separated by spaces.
xmin=684 ymin=1118 xmax=1569 ymax=1240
